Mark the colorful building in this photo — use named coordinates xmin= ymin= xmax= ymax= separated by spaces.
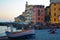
xmin=33 ymin=5 xmax=45 ymax=24
xmin=45 ymin=6 xmax=51 ymax=23
xmin=50 ymin=3 xmax=60 ymax=24
xmin=22 ymin=12 xmax=26 ymax=17
xmin=15 ymin=15 xmax=26 ymax=22
xmin=24 ymin=2 xmax=33 ymax=23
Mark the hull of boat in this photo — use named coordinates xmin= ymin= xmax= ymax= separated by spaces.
xmin=5 ymin=30 xmax=35 ymax=38
xmin=8 ymin=34 xmax=35 ymax=39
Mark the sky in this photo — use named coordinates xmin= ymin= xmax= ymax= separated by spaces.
xmin=0 ymin=0 xmax=50 ymax=22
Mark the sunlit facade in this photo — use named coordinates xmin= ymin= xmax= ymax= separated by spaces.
xmin=51 ymin=3 xmax=60 ymax=23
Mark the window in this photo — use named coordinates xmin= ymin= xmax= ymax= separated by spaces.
xmin=49 ymin=12 xmax=51 ymax=15
xmin=38 ymin=9 xmax=40 ymax=16
xmin=29 ymin=9 xmax=31 ymax=11
xmin=41 ymin=18 xmax=43 ymax=20
xmin=41 ymin=10 xmax=43 ymax=12
xmin=54 ymin=13 xmax=56 ymax=16
xmin=38 ymin=18 xmax=40 ymax=20
xmin=25 ymin=10 xmax=27 ymax=11
xmin=29 ymin=11 xmax=31 ymax=13
xmin=54 ymin=4 xmax=56 ymax=6
xmin=59 ymin=8 xmax=60 ymax=11
xmin=54 ymin=18 xmax=56 ymax=21
xmin=41 ymin=14 xmax=43 ymax=16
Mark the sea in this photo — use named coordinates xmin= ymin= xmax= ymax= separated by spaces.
xmin=0 ymin=26 xmax=60 ymax=40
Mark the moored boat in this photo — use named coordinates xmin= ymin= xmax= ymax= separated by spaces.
xmin=49 ymin=28 xmax=56 ymax=34
xmin=5 ymin=29 xmax=35 ymax=38
xmin=5 ymin=24 xmax=35 ymax=38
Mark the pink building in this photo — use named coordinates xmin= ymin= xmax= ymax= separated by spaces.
xmin=33 ymin=5 xmax=45 ymax=24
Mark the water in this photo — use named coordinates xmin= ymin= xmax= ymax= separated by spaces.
xmin=0 ymin=26 xmax=7 ymax=36
xmin=0 ymin=26 xmax=60 ymax=40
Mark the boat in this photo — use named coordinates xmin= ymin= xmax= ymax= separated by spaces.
xmin=49 ymin=28 xmax=56 ymax=34
xmin=5 ymin=24 xmax=35 ymax=38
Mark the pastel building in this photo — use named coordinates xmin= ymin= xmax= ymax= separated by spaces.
xmin=33 ymin=5 xmax=45 ymax=24
xmin=50 ymin=3 xmax=60 ymax=23
xmin=50 ymin=0 xmax=60 ymax=24
xmin=24 ymin=2 xmax=33 ymax=23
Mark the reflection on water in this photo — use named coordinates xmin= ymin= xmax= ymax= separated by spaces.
xmin=9 ymin=29 xmax=60 ymax=40
xmin=0 ymin=26 xmax=7 ymax=36
xmin=9 ymin=35 xmax=35 ymax=40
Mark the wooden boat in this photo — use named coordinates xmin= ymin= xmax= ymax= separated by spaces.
xmin=5 ymin=24 xmax=35 ymax=38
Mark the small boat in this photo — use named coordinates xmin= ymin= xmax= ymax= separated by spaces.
xmin=49 ymin=28 xmax=56 ymax=34
xmin=5 ymin=24 xmax=35 ymax=38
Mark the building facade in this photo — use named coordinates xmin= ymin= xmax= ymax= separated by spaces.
xmin=22 ymin=12 xmax=26 ymax=17
xmin=51 ymin=3 xmax=60 ymax=23
xmin=33 ymin=5 xmax=45 ymax=24
xmin=15 ymin=15 xmax=26 ymax=22
xmin=24 ymin=2 xmax=33 ymax=23
xmin=45 ymin=6 xmax=51 ymax=23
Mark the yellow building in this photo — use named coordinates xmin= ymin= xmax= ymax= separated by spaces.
xmin=51 ymin=3 xmax=60 ymax=23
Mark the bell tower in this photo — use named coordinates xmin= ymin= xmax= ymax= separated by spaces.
xmin=26 ymin=1 xmax=28 ymax=8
